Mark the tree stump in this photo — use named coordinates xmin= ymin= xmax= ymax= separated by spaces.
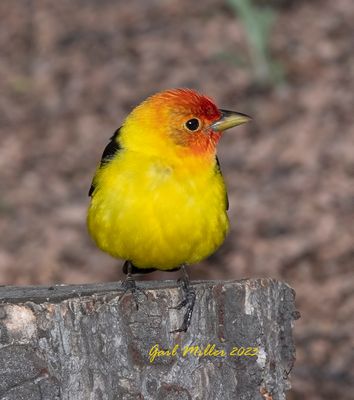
xmin=0 ymin=279 xmax=298 ymax=400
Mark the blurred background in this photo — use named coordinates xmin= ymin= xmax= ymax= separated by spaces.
xmin=0 ymin=0 xmax=353 ymax=398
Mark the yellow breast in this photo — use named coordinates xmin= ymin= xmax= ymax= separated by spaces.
xmin=87 ymin=150 xmax=229 ymax=270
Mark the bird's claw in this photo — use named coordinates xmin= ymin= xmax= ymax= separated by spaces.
xmin=170 ymin=269 xmax=196 ymax=333
xmin=120 ymin=278 xmax=146 ymax=310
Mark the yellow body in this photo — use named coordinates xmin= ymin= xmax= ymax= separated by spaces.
xmin=87 ymin=141 xmax=229 ymax=269
xmin=86 ymin=89 xmax=247 ymax=271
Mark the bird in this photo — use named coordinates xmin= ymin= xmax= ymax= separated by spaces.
xmin=87 ymin=88 xmax=251 ymax=332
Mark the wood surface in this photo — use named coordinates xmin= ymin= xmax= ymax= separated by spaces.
xmin=0 ymin=279 xmax=299 ymax=400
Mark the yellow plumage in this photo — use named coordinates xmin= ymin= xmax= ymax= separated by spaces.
xmin=87 ymin=89 xmax=250 ymax=271
xmin=88 ymin=145 xmax=229 ymax=269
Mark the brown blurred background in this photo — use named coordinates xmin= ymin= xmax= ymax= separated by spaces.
xmin=0 ymin=0 xmax=353 ymax=398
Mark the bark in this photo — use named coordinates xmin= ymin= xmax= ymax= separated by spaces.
xmin=0 ymin=279 xmax=299 ymax=400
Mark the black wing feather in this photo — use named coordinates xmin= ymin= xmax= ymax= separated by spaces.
xmin=88 ymin=127 xmax=122 ymax=197
xmin=216 ymin=156 xmax=229 ymax=211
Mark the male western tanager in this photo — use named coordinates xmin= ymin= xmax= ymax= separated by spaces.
xmin=87 ymin=88 xmax=250 ymax=331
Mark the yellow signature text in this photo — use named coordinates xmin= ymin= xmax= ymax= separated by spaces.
xmin=148 ymin=344 xmax=259 ymax=363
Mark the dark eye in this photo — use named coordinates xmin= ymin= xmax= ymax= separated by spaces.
xmin=185 ymin=118 xmax=200 ymax=132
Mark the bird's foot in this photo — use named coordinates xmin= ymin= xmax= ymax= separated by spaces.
xmin=170 ymin=266 xmax=196 ymax=333
xmin=120 ymin=261 xmax=147 ymax=310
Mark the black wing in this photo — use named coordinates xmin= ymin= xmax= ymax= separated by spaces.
xmin=88 ymin=127 xmax=122 ymax=197
xmin=216 ymin=156 xmax=229 ymax=211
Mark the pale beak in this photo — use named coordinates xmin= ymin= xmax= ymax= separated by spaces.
xmin=210 ymin=109 xmax=252 ymax=132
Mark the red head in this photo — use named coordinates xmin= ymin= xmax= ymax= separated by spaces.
xmin=122 ymin=88 xmax=250 ymax=158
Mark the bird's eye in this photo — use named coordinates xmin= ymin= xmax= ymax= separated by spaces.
xmin=184 ymin=118 xmax=200 ymax=132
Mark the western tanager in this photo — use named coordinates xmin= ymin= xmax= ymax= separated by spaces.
xmin=87 ymin=88 xmax=250 ymax=331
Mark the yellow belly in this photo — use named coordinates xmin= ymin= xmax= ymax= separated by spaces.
xmin=87 ymin=151 xmax=229 ymax=270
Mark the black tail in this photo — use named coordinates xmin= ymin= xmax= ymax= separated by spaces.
xmin=122 ymin=261 xmax=181 ymax=275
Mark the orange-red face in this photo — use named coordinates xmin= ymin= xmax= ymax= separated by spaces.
xmin=147 ymin=89 xmax=223 ymax=155
xmin=124 ymin=88 xmax=250 ymax=158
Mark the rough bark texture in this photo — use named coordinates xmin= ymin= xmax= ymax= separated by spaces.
xmin=0 ymin=279 xmax=298 ymax=400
